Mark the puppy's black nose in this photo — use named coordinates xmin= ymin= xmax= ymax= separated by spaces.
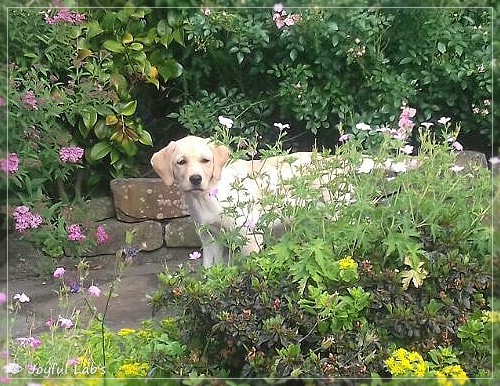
xmin=189 ymin=174 xmax=202 ymax=186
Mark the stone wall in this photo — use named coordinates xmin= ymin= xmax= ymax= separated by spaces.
xmin=83 ymin=178 xmax=201 ymax=256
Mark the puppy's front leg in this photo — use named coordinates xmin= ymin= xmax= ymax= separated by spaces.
xmin=199 ymin=229 xmax=225 ymax=268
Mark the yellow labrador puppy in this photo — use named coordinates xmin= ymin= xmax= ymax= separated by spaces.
xmin=151 ymin=135 xmax=315 ymax=267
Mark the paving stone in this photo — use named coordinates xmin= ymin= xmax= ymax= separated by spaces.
xmin=90 ymin=219 xmax=164 ymax=255
xmin=110 ymin=178 xmax=189 ymax=222
xmin=164 ymin=217 xmax=201 ymax=248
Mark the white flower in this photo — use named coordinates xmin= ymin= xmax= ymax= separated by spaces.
xmin=400 ymin=145 xmax=414 ymax=154
xmin=452 ymin=141 xmax=463 ymax=151
xmin=218 ymin=116 xmax=233 ymax=128
xmin=273 ymin=122 xmax=290 ymax=130
xmin=188 ymin=251 xmax=202 ymax=260
xmin=13 ymin=293 xmax=30 ymax=303
xmin=391 ymin=161 xmax=407 ymax=173
xmin=357 ymin=157 xmax=375 ymax=173
xmin=437 ymin=117 xmax=451 ymax=125
xmin=489 ymin=157 xmax=500 ymax=165
xmin=3 ymin=362 xmax=22 ymax=374
xmin=355 ymin=122 xmax=371 ymax=131
xmin=451 ymin=165 xmax=465 ymax=172
xmin=420 ymin=122 xmax=434 ymax=129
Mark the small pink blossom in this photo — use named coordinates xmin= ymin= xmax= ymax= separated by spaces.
xmin=245 ymin=219 xmax=256 ymax=231
xmin=452 ymin=141 xmax=463 ymax=151
xmin=21 ymin=90 xmax=38 ymax=110
xmin=53 ymin=267 xmax=65 ymax=278
xmin=338 ymin=133 xmax=353 ymax=143
xmin=44 ymin=8 xmax=85 ymax=25
xmin=0 ymin=153 xmax=19 ymax=174
xmin=67 ymin=224 xmax=86 ymax=241
xmin=66 ymin=358 xmax=79 ymax=366
xmin=87 ymin=285 xmax=101 ymax=297
xmin=25 ymin=364 xmax=37 ymax=373
xmin=96 ymin=225 xmax=110 ymax=244
xmin=58 ymin=317 xmax=73 ymax=329
xmin=12 ymin=205 xmax=43 ymax=233
xmin=400 ymin=106 xmax=416 ymax=118
xmin=188 ymin=251 xmax=202 ymax=260
xmin=273 ymin=3 xmax=284 ymax=13
xmin=16 ymin=336 xmax=41 ymax=348
xmin=0 ymin=292 xmax=6 ymax=304
xmin=208 ymin=187 xmax=219 ymax=198
xmin=59 ymin=146 xmax=84 ymax=163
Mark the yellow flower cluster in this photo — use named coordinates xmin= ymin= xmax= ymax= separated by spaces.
xmin=435 ymin=365 xmax=469 ymax=386
xmin=482 ymin=310 xmax=500 ymax=323
xmin=117 ymin=328 xmax=136 ymax=337
xmin=385 ymin=348 xmax=427 ymax=377
xmin=339 ymin=256 xmax=357 ymax=270
xmin=115 ymin=362 xmax=149 ymax=378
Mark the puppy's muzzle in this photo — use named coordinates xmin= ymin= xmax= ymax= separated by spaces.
xmin=189 ymin=174 xmax=203 ymax=187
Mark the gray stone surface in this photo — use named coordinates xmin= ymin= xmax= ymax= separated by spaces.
xmin=110 ymin=178 xmax=189 ymax=222
xmin=91 ymin=219 xmax=164 ymax=255
xmin=455 ymin=150 xmax=488 ymax=171
xmin=164 ymin=217 xmax=201 ymax=247
xmin=62 ymin=196 xmax=116 ymax=223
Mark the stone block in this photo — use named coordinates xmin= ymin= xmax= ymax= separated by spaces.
xmin=455 ymin=150 xmax=488 ymax=172
xmin=110 ymin=178 xmax=189 ymax=222
xmin=89 ymin=219 xmax=164 ymax=255
xmin=164 ymin=217 xmax=201 ymax=248
xmin=62 ymin=196 xmax=115 ymax=223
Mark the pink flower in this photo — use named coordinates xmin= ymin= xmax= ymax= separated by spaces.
xmin=16 ymin=337 xmax=41 ymax=348
xmin=452 ymin=141 xmax=463 ymax=151
xmin=12 ymin=206 xmax=43 ymax=232
xmin=0 ymin=153 xmax=19 ymax=174
xmin=44 ymin=8 xmax=85 ymax=25
xmin=66 ymin=358 xmax=79 ymax=366
xmin=273 ymin=3 xmax=284 ymax=13
xmin=245 ymin=219 xmax=256 ymax=231
xmin=0 ymin=96 xmax=5 ymax=107
xmin=59 ymin=146 xmax=84 ymax=163
xmin=338 ymin=133 xmax=353 ymax=143
xmin=0 ymin=292 xmax=6 ymax=304
xmin=58 ymin=317 xmax=73 ymax=329
xmin=96 ymin=225 xmax=110 ymax=244
xmin=208 ymin=187 xmax=219 ymax=198
xmin=400 ymin=107 xmax=416 ymax=118
xmin=87 ymin=285 xmax=101 ymax=297
xmin=188 ymin=251 xmax=202 ymax=260
xmin=21 ymin=90 xmax=38 ymax=110
xmin=67 ymin=224 xmax=86 ymax=241
xmin=53 ymin=267 xmax=65 ymax=278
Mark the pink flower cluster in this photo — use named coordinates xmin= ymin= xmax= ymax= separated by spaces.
xmin=273 ymin=3 xmax=301 ymax=29
xmin=44 ymin=8 xmax=86 ymax=25
xmin=16 ymin=336 xmax=42 ymax=349
xmin=96 ymin=225 xmax=110 ymax=244
xmin=21 ymin=90 xmax=38 ymax=110
xmin=0 ymin=153 xmax=19 ymax=174
xmin=59 ymin=146 xmax=84 ymax=163
xmin=398 ymin=107 xmax=416 ymax=138
xmin=12 ymin=206 xmax=43 ymax=233
xmin=67 ymin=224 xmax=86 ymax=241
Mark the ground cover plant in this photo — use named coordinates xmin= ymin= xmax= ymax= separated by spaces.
xmin=0 ymin=1 xmax=497 ymax=384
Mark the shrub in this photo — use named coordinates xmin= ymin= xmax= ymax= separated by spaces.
xmin=150 ymin=116 xmax=491 ymax=379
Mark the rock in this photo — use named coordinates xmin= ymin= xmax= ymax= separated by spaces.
xmin=455 ymin=150 xmax=488 ymax=171
xmin=164 ymin=217 xmax=201 ymax=248
xmin=62 ymin=196 xmax=115 ymax=223
xmin=110 ymin=178 xmax=189 ymax=222
xmin=89 ymin=219 xmax=164 ymax=255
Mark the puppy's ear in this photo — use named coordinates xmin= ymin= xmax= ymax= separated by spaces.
xmin=211 ymin=144 xmax=230 ymax=181
xmin=151 ymin=141 xmax=177 ymax=186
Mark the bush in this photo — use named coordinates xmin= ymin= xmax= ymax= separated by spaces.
xmin=150 ymin=121 xmax=492 ymax=379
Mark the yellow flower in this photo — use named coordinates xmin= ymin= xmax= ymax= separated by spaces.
xmin=117 ymin=328 xmax=136 ymax=337
xmin=482 ymin=310 xmax=500 ymax=323
xmin=339 ymin=256 xmax=357 ymax=270
xmin=435 ymin=365 xmax=469 ymax=386
xmin=385 ymin=348 xmax=427 ymax=377
xmin=115 ymin=362 xmax=149 ymax=378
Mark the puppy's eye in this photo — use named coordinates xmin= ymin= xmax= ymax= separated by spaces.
xmin=200 ymin=158 xmax=211 ymax=164
xmin=177 ymin=159 xmax=186 ymax=165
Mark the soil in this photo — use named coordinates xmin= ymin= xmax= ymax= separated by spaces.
xmin=0 ymin=234 xmax=203 ymax=337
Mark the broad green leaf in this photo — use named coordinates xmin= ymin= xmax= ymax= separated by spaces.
xmin=437 ymin=42 xmax=446 ymax=54
xmin=172 ymin=29 xmax=185 ymax=46
xmin=81 ymin=110 xmax=97 ymax=130
xmin=157 ymin=19 xmax=172 ymax=36
xmin=106 ymin=115 xmax=119 ymax=126
xmin=103 ymin=40 xmax=124 ymax=53
xmin=86 ymin=21 xmax=104 ymax=39
xmin=158 ymin=59 xmax=183 ymax=81
xmin=129 ymin=42 xmax=143 ymax=51
xmin=122 ymin=32 xmax=133 ymax=44
xmin=93 ymin=120 xmax=109 ymax=140
xmin=89 ymin=142 xmax=112 ymax=161
xmin=118 ymin=100 xmax=137 ymax=116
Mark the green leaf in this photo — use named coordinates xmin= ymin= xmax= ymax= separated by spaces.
xmin=103 ymin=40 xmax=124 ymax=53
xmin=437 ymin=42 xmax=446 ymax=54
xmin=86 ymin=21 xmax=104 ymax=39
xmin=290 ymin=49 xmax=298 ymax=61
xmin=138 ymin=130 xmax=153 ymax=146
xmin=81 ymin=110 xmax=97 ymax=130
xmin=236 ymin=52 xmax=244 ymax=64
xmin=94 ymin=120 xmax=109 ymax=140
xmin=89 ymin=142 xmax=112 ymax=161
xmin=118 ymin=100 xmax=137 ymax=116
xmin=129 ymin=42 xmax=143 ymax=51
xmin=157 ymin=19 xmax=173 ymax=36
xmin=158 ymin=59 xmax=183 ymax=81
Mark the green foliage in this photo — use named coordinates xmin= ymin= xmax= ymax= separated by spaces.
xmin=151 ymin=127 xmax=492 ymax=378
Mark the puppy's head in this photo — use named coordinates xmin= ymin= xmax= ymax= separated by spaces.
xmin=151 ymin=136 xmax=230 ymax=193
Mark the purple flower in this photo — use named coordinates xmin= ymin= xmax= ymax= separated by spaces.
xmin=68 ymin=281 xmax=81 ymax=293
xmin=66 ymin=358 xmax=79 ymax=366
xmin=12 ymin=206 xmax=43 ymax=232
xmin=244 ymin=219 xmax=256 ymax=231
xmin=53 ymin=267 xmax=65 ymax=278
xmin=67 ymin=224 xmax=86 ymax=241
xmin=208 ymin=188 xmax=219 ymax=198
xmin=59 ymin=146 xmax=84 ymax=163
xmin=58 ymin=317 xmax=73 ymax=329
xmin=0 ymin=292 xmax=6 ymax=304
xmin=96 ymin=225 xmax=110 ymax=244
xmin=87 ymin=285 xmax=101 ymax=297
xmin=338 ymin=133 xmax=353 ymax=143
xmin=44 ymin=8 xmax=86 ymax=25
xmin=16 ymin=336 xmax=41 ymax=348
xmin=0 ymin=153 xmax=19 ymax=174
xmin=21 ymin=90 xmax=38 ymax=110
